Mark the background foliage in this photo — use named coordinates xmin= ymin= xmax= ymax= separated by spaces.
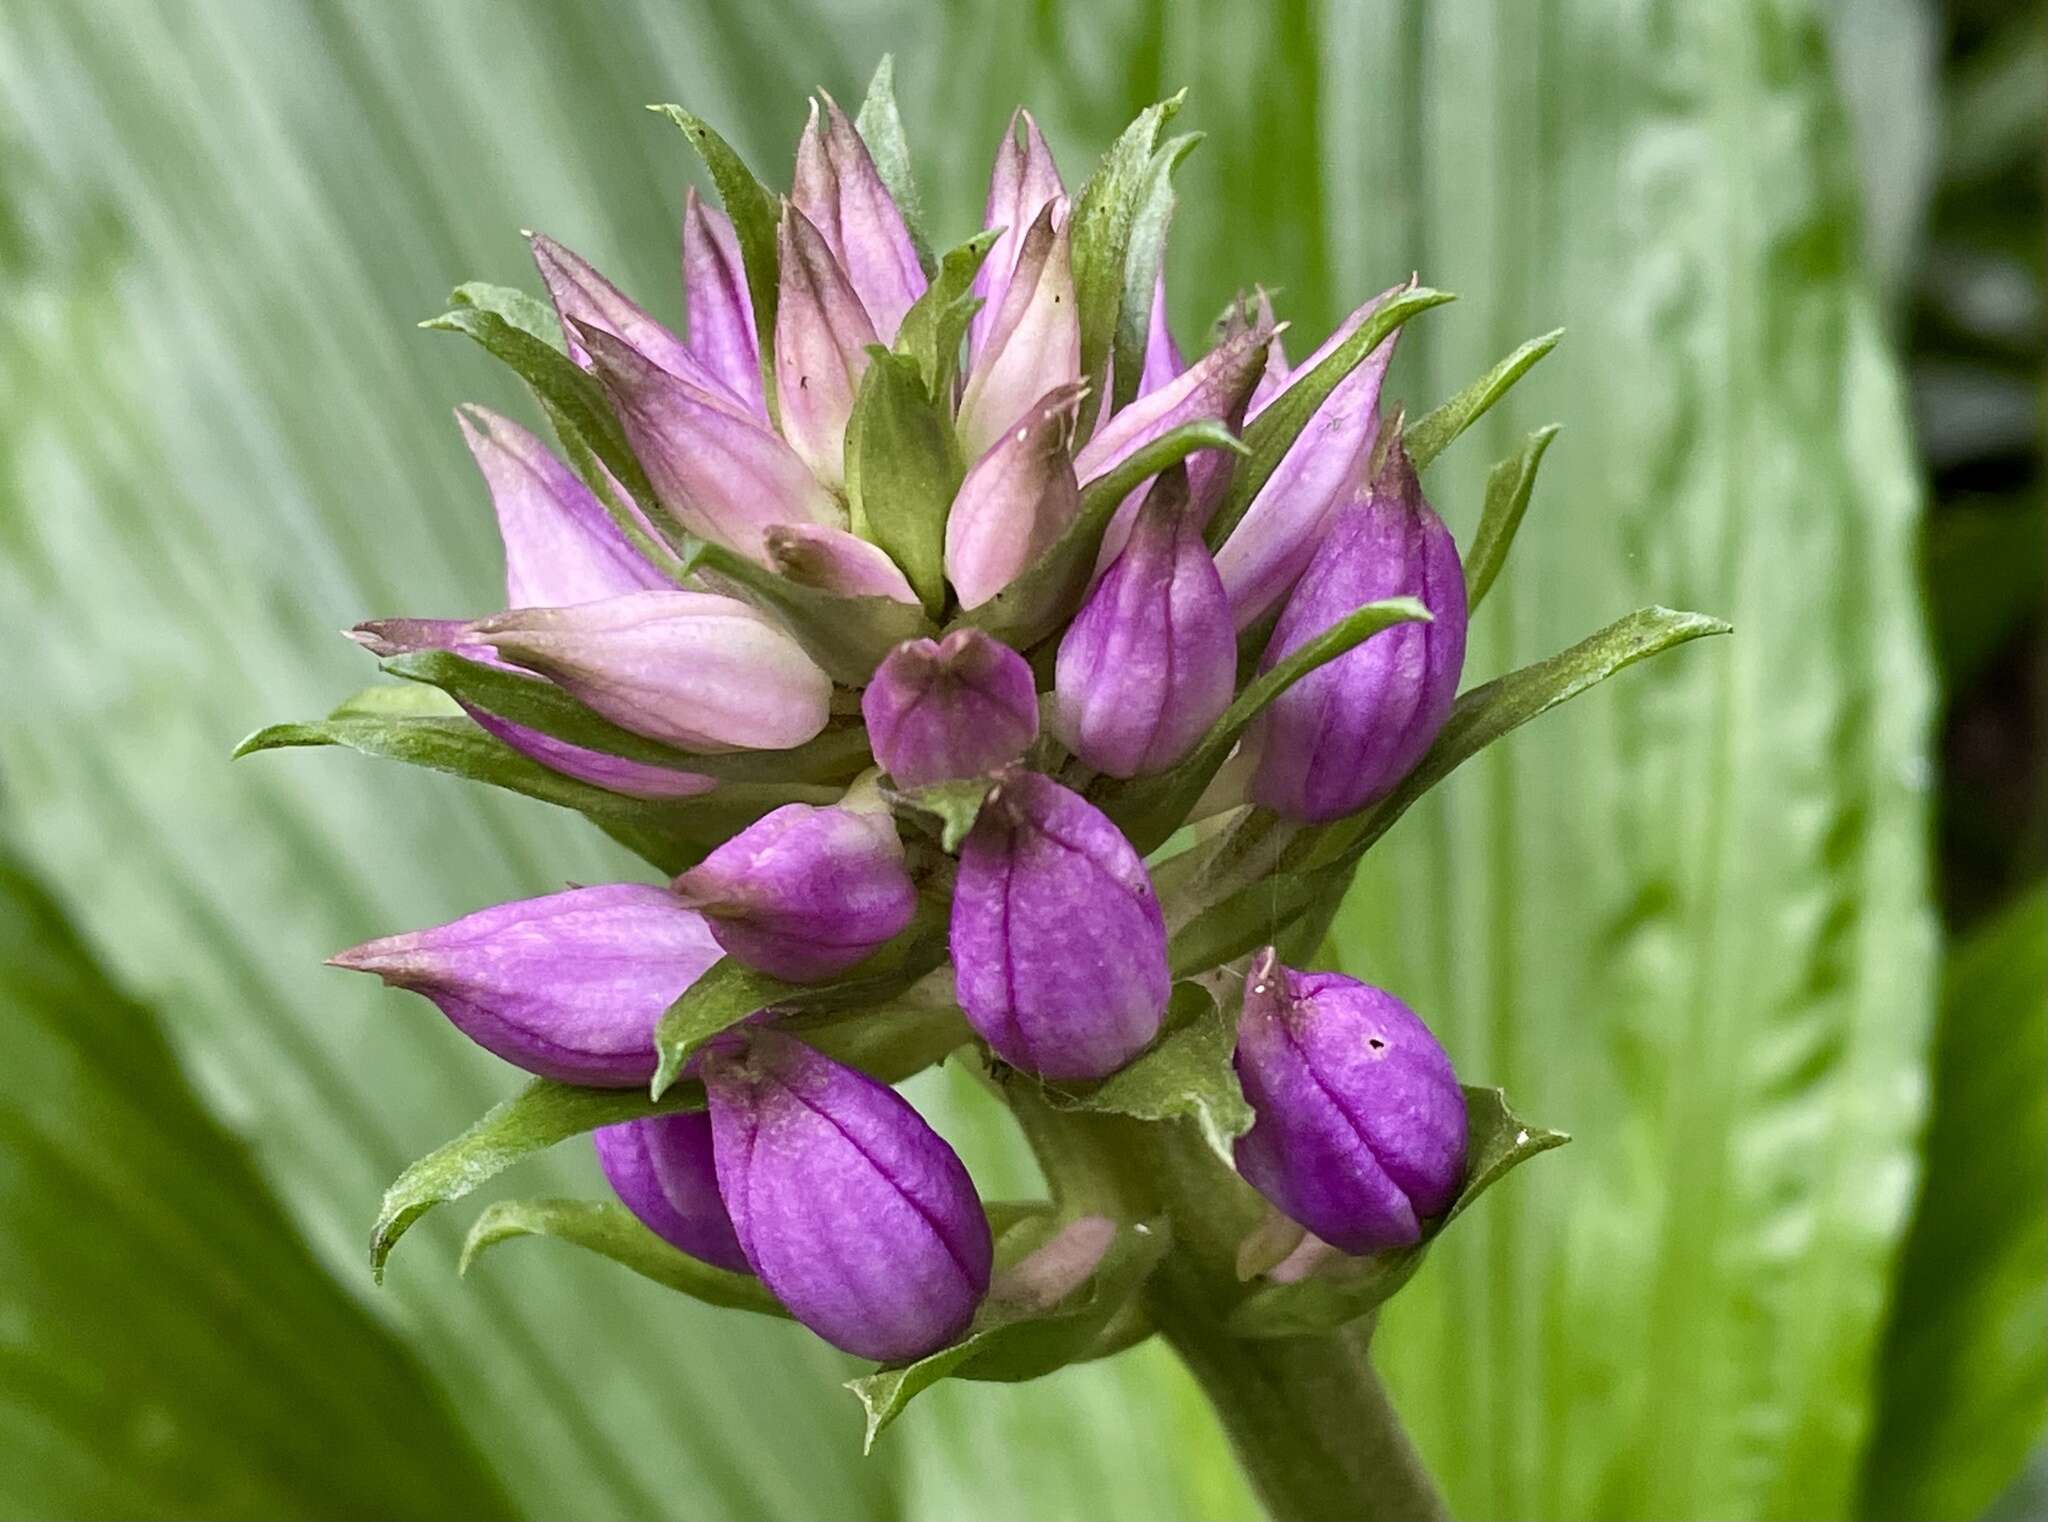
xmin=0 ymin=1 xmax=2036 ymax=1519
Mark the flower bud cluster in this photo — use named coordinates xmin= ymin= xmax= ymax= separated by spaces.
xmin=325 ymin=83 xmax=1481 ymax=1362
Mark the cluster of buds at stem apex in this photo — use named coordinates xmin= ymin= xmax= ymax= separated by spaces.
xmin=1232 ymin=950 xmax=1468 ymax=1253
xmin=307 ymin=69 xmax=1594 ymax=1368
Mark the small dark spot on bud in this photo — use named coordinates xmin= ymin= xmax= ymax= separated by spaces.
xmin=1367 ymin=1037 xmax=1386 ymax=1051
xmin=800 ymin=376 xmax=810 ymax=390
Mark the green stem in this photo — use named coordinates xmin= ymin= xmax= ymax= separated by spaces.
xmin=1005 ymin=1090 xmax=1450 ymax=1521
xmin=1150 ymin=1266 xmax=1448 ymax=1522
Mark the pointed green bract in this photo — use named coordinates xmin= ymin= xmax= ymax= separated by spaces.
xmin=894 ymin=229 xmax=998 ymax=397
xmin=885 ymin=776 xmax=998 ymax=853
xmin=1405 ymin=329 xmax=1563 ymax=470
xmin=451 ymin=280 xmax=566 ymax=352
xmin=462 ymin=1198 xmax=789 ymax=1317
xmin=1068 ymin=92 xmax=1187 ymax=416
xmin=854 ymin=55 xmax=934 ymax=275
xmin=1226 ymin=1088 xmax=1566 ymax=1338
xmin=847 ymin=348 xmax=960 ymax=615
xmin=693 ymin=539 xmax=937 ymax=686
xmin=1111 ymin=131 xmax=1202 ymax=411
xmin=1042 ymin=983 xmax=1252 ymax=1166
xmin=1463 ymin=425 xmax=1561 ymax=610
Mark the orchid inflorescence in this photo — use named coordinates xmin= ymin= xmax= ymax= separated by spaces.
xmin=244 ymin=60 xmax=1724 ymax=1427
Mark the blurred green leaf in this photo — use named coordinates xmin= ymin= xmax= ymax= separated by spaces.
xmin=0 ymin=841 xmax=514 ymax=1520
xmin=1859 ymin=885 xmax=2048 ymax=1520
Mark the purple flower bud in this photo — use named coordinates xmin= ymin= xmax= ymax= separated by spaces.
xmin=704 ymin=1030 xmax=992 ymax=1360
xmin=472 ymin=589 xmax=832 ymax=753
xmin=1077 ymin=317 xmax=1275 ymax=571
xmin=951 ymin=769 xmax=1169 ymax=1080
xmin=944 ymin=382 xmax=1085 ymax=610
xmin=1138 ymin=265 xmax=1183 ymax=398
xmin=956 ymin=200 xmax=1079 ymax=465
xmin=970 ymin=109 xmax=1063 ymax=361
xmin=1217 ymin=289 xmax=1403 ymax=630
xmin=1248 ymin=440 xmax=1466 ymax=822
xmin=764 ymin=523 xmax=919 ymax=605
xmin=329 ymin=885 xmax=722 ymax=1086
xmin=1055 ymin=473 xmax=1234 ymax=777
xmin=593 ymin=1112 xmax=749 ymax=1272
xmin=456 ymin=404 xmax=666 ymax=607
xmin=682 ymin=188 xmax=764 ymax=418
xmin=671 ymin=802 xmax=917 ymax=982
xmin=529 ymin=232 xmax=750 ymax=414
xmin=577 ymin=322 xmax=840 ymax=562
xmin=1231 ymin=949 xmax=1467 ymax=1254
xmin=792 ymin=94 xmax=926 ymax=343
xmin=862 ymin=628 xmax=1039 ymax=787
xmin=775 ymin=203 xmax=881 ymax=491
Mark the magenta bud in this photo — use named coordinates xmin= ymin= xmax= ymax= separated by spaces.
xmin=1249 ymin=441 xmax=1466 ymax=822
xmin=970 ymin=109 xmax=1064 ymax=361
xmin=944 ymin=382 xmax=1085 ymax=610
xmin=1138 ymin=265 xmax=1183 ymax=398
xmin=594 ymin=1112 xmax=749 ymax=1273
xmin=577 ymin=322 xmax=840 ymax=562
xmin=329 ymin=885 xmax=722 ymax=1086
xmin=682 ymin=189 xmax=765 ymax=418
xmin=472 ymin=589 xmax=832 ymax=753
xmin=529 ymin=232 xmax=749 ymax=413
xmin=764 ymin=522 xmax=919 ymax=605
xmin=705 ymin=1030 xmax=992 ymax=1360
xmin=792 ymin=94 xmax=927 ymax=343
xmin=950 ymin=769 xmax=1169 ymax=1080
xmin=1231 ymin=950 xmax=1467 ymax=1254
xmin=957 ymin=199 xmax=1079 ymax=464
xmin=457 ymin=404 xmax=666 ymax=607
xmin=775 ymin=202 xmax=881 ymax=491
xmin=862 ymin=628 xmax=1039 ymax=787
xmin=671 ymin=802 xmax=917 ymax=982
xmin=1054 ymin=473 xmax=1234 ymax=777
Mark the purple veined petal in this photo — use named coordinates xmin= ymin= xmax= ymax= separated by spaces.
xmin=764 ymin=522 xmax=919 ymax=605
xmin=956 ymin=199 xmax=1080 ymax=466
xmin=577 ymin=320 xmax=842 ymax=563
xmin=1248 ymin=440 xmax=1468 ymax=823
xmin=791 ymin=93 xmax=927 ymax=343
xmin=944 ymin=381 xmax=1086 ymax=610
xmin=705 ymin=1030 xmax=992 ymax=1361
xmin=463 ymin=704 xmax=719 ymax=799
xmin=775 ymin=201 xmax=881 ymax=492
xmin=594 ymin=1112 xmax=751 ymax=1272
xmin=949 ymin=768 xmax=1169 ymax=1081
xmin=1213 ymin=310 xmax=1399 ymax=631
xmin=1138 ymin=264 xmax=1184 ymax=399
xmin=671 ymin=801 xmax=917 ymax=982
xmin=1231 ymin=949 xmax=1467 ymax=1255
xmin=682 ymin=188 xmax=765 ymax=418
xmin=1054 ymin=473 xmax=1235 ymax=778
xmin=529 ymin=232 xmax=753 ymax=417
xmin=970 ymin=108 xmax=1064 ymax=362
xmin=345 ymin=619 xmax=722 ymax=799
xmin=330 ymin=884 xmax=724 ymax=1086
xmin=862 ymin=627 xmax=1039 ymax=786
xmin=1076 ymin=317 xmax=1278 ymax=573
xmin=456 ymin=404 xmax=667 ymax=607
xmin=472 ymin=588 xmax=833 ymax=753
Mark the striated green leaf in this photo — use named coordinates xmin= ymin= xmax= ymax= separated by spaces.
xmin=1405 ymin=328 xmax=1562 ymax=470
xmin=1227 ymin=1088 xmax=1567 ymax=1338
xmin=1204 ymin=284 xmax=1455 ymax=549
xmin=1462 ymin=425 xmax=1560 ymax=610
xmin=651 ymin=104 xmax=782 ymax=421
xmin=847 ymin=347 xmax=960 ymax=615
xmin=1068 ymin=92 xmax=1185 ymax=408
xmin=1041 ymin=983 xmax=1252 ymax=1166
xmin=893 ymin=229 xmax=998 ymax=398
xmin=1860 ymin=885 xmax=2048 ymax=1521
xmin=847 ymin=1216 xmax=1172 ymax=1450
xmin=462 ymin=1197 xmax=789 ymax=1318
xmin=958 ymin=419 xmax=1246 ymax=651
xmin=1111 ymin=131 xmax=1202 ymax=411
